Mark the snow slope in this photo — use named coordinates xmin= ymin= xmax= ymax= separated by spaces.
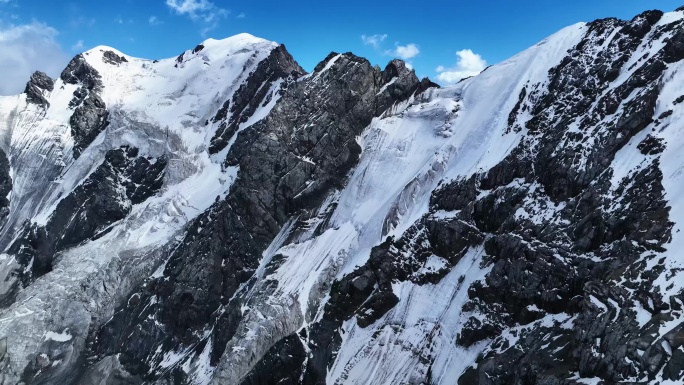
xmin=205 ymin=22 xmax=587 ymax=385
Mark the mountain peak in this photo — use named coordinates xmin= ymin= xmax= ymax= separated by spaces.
xmin=73 ymin=34 xmax=277 ymax=70
xmin=192 ymin=33 xmax=277 ymax=59
xmin=200 ymin=32 xmax=274 ymax=48
xmin=85 ymin=45 xmax=126 ymax=57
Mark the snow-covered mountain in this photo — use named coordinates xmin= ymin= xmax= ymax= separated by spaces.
xmin=1 ymin=7 xmax=684 ymax=385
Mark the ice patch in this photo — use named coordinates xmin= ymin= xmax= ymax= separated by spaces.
xmin=45 ymin=330 xmax=72 ymax=342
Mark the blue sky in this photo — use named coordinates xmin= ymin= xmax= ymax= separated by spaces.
xmin=0 ymin=0 xmax=682 ymax=94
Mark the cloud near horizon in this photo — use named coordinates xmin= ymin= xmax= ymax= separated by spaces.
xmin=361 ymin=33 xmax=387 ymax=49
xmin=0 ymin=21 xmax=70 ymax=95
xmin=362 ymin=34 xmax=421 ymax=66
xmin=392 ymin=43 xmax=420 ymax=60
xmin=436 ymin=49 xmax=487 ymax=83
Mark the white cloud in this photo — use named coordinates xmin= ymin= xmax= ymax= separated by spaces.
xmin=71 ymin=39 xmax=84 ymax=51
xmin=166 ymin=0 xmax=212 ymax=15
xmin=236 ymin=12 xmax=246 ymax=19
xmin=0 ymin=21 xmax=70 ymax=95
xmin=435 ymin=49 xmax=487 ymax=83
xmin=391 ymin=43 xmax=420 ymax=60
xmin=148 ymin=15 xmax=162 ymax=25
xmin=361 ymin=34 xmax=387 ymax=49
xmin=362 ymin=35 xmax=419 ymax=66
xmin=165 ymin=0 xmax=228 ymax=33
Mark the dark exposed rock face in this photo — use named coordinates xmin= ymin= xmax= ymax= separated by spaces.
xmin=89 ymin=48 xmax=429 ymax=383
xmin=291 ymin=209 xmax=489 ymax=382
xmin=61 ymin=54 xmax=102 ymax=89
xmin=446 ymin=11 xmax=684 ymax=384
xmin=376 ymin=59 xmax=433 ymax=112
xmin=228 ymin=10 xmax=684 ymax=385
xmin=0 ymin=147 xmax=11 ymax=299
xmin=0 ymin=150 xmax=10 ymax=222
xmin=24 ymin=71 xmax=54 ymax=107
xmin=102 ymin=51 xmax=128 ymax=65
xmin=358 ymin=14 xmax=668 ymax=385
xmin=10 ymin=146 xmax=166 ymax=287
xmin=238 ymin=334 xmax=307 ymax=385
xmin=208 ymin=44 xmax=305 ymax=154
xmin=61 ymin=54 xmax=110 ymax=158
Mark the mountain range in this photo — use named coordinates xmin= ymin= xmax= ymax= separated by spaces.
xmin=1 ymin=6 xmax=684 ymax=385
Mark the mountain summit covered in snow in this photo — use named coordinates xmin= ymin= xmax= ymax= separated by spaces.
xmin=2 ymin=6 xmax=684 ymax=385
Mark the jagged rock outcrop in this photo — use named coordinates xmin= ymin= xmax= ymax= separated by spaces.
xmin=61 ymin=53 xmax=109 ymax=157
xmin=91 ymin=49 xmax=427 ymax=385
xmin=23 ymin=71 xmax=54 ymax=107
xmin=9 ymin=146 xmax=166 ymax=288
xmin=217 ymin=9 xmax=684 ymax=385
xmin=208 ymin=44 xmax=305 ymax=154
xmin=0 ymin=150 xmax=10 ymax=220
xmin=102 ymin=50 xmax=128 ymax=65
